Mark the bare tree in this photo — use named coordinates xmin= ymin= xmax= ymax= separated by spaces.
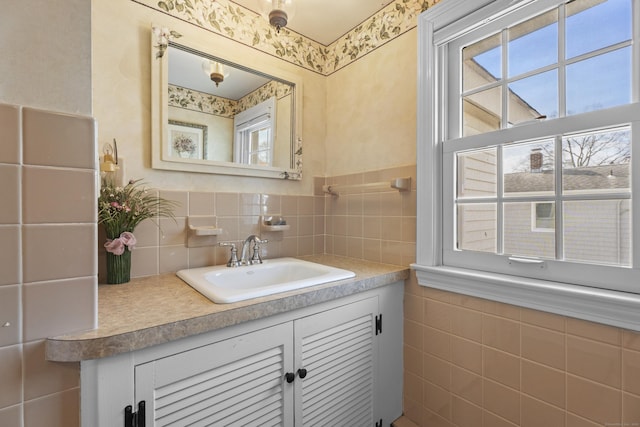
xmin=562 ymin=131 xmax=630 ymax=167
xmin=538 ymin=129 xmax=631 ymax=168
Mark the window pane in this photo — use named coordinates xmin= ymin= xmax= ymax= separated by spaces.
xmin=256 ymin=151 xmax=270 ymax=166
xmin=562 ymin=126 xmax=631 ymax=194
xmin=457 ymin=203 xmax=497 ymax=253
xmin=508 ymin=9 xmax=558 ymax=77
xmin=258 ymin=129 xmax=270 ymax=150
xmin=563 ymin=200 xmax=631 ymax=266
xmin=457 ymin=148 xmax=497 ymax=198
xmin=463 ymin=33 xmax=502 ymax=92
xmin=503 ymin=139 xmax=555 ymax=195
xmin=463 ymin=87 xmax=502 ymax=136
xmin=535 ymin=202 xmax=555 ymax=230
xmin=566 ymin=47 xmax=631 ymax=115
xmin=508 ymin=70 xmax=558 ymax=125
xmin=503 ymin=202 xmax=556 ymax=258
xmin=250 ymin=131 xmax=260 ymax=151
xmin=566 ymin=0 xmax=632 ymax=59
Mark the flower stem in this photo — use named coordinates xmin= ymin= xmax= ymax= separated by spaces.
xmin=106 ymin=249 xmax=131 ymax=284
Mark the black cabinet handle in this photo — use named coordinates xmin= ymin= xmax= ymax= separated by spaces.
xmin=125 ymin=405 xmax=133 ymax=427
xmin=285 ymin=372 xmax=295 ymax=383
xmin=297 ymin=368 xmax=307 ymax=379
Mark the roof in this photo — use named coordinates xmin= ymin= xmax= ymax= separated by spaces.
xmin=504 ymin=163 xmax=630 ymax=193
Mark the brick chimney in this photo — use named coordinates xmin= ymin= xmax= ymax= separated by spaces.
xmin=530 ymin=148 xmax=543 ymax=173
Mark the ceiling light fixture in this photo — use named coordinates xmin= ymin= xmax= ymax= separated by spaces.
xmin=202 ymin=60 xmax=226 ymax=87
xmin=262 ymin=0 xmax=295 ymax=33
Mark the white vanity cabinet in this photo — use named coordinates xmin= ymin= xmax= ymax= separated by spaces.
xmin=80 ymin=283 xmax=403 ymax=427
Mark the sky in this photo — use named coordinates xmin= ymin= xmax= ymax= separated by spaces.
xmin=471 ymin=0 xmax=632 ymax=120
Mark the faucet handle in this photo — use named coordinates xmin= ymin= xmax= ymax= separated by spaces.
xmin=250 ymin=238 xmax=269 ymax=264
xmin=219 ymin=242 xmax=241 ymax=267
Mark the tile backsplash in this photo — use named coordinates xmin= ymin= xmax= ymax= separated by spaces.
xmin=100 ymin=164 xmax=418 ymax=282
xmin=98 ymin=191 xmax=327 ymax=281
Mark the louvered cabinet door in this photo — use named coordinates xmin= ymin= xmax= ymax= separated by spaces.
xmin=294 ymin=297 xmax=378 ymax=427
xmin=135 ymin=322 xmax=294 ymax=427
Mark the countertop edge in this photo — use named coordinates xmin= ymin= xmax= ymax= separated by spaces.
xmin=46 ymin=258 xmax=409 ymax=362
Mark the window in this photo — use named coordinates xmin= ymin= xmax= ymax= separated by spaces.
xmin=415 ymin=0 xmax=640 ymax=330
xmin=234 ymin=97 xmax=276 ymax=166
xmin=532 ymin=202 xmax=554 ymax=232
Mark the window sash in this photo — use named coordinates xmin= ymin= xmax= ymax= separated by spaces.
xmin=442 ymin=106 xmax=640 ymax=293
xmin=446 ymin=0 xmax=638 ymax=140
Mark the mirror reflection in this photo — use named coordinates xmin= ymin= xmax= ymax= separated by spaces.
xmin=151 ymin=32 xmax=302 ymax=180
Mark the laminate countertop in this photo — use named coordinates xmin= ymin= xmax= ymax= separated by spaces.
xmin=46 ymin=255 xmax=409 ymax=362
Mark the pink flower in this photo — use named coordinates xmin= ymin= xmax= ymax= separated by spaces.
xmin=104 ymin=232 xmax=137 ymax=255
xmin=120 ymin=232 xmax=137 ymax=249
xmin=104 ymin=238 xmax=125 ymax=255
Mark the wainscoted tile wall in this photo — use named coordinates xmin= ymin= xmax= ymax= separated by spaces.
xmin=100 ymin=164 xmax=417 ymax=281
xmin=403 ymin=274 xmax=640 ymax=427
xmin=99 ymin=191 xmax=327 ymax=281
xmin=322 ymin=165 xmax=417 ymax=266
xmin=0 ymin=103 xmax=97 ymax=427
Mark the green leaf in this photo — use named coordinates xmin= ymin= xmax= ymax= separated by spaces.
xmin=208 ymin=12 xmax=221 ymax=32
xmin=158 ymin=1 xmax=169 ymax=12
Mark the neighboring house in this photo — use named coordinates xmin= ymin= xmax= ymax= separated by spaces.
xmin=458 ymin=154 xmax=631 ymax=266
xmin=503 ymin=162 xmax=630 ymax=265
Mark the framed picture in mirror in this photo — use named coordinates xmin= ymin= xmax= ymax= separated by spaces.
xmin=168 ymin=120 xmax=208 ymax=160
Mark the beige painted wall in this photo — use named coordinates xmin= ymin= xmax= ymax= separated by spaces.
xmin=92 ymin=0 xmax=326 ymax=195
xmin=325 ymin=30 xmax=418 ymax=176
xmin=0 ymin=1 xmax=91 ymax=115
xmin=92 ymin=0 xmax=419 ymax=192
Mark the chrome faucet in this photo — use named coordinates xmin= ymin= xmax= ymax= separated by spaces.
xmin=219 ymin=242 xmax=241 ymax=267
xmin=240 ymin=235 xmax=268 ymax=265
xmin=220 ymin=235 xmax=269 ymax=267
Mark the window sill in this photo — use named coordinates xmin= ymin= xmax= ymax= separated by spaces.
xmin=411 ymin=263 xmax=640 ymax=332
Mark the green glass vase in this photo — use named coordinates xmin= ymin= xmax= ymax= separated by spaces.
xmin=106 ymin=249 xmax=132 ymax=284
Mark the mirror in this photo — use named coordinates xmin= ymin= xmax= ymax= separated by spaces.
xmin=151 ymin=27 xmax=302 ymax=179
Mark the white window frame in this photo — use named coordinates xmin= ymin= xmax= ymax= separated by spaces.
xmin=531 ymin=202 xmax=555 ymax=233
xmin=412 ymin=0 xmax=640 ymax=331
xmin=233 ymin=97 xmax=276 ymax=166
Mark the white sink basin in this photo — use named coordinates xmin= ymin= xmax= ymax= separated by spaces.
xmin=176 ymin=257 xmax=356 ymax=303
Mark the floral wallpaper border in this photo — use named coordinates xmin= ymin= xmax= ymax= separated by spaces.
xmin=135 ymin=0 xmax=430 ymax=75
xmin=168 ymin=80 xmax=293 ymax=117
xmin=237 ymin=80 xmax=292 ymax=112
xmin=168 ymin=84 xmax=237 ymax=117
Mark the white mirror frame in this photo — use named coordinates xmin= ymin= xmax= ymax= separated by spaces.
xmin=151 ymin=25 xmax=303 ymax=180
